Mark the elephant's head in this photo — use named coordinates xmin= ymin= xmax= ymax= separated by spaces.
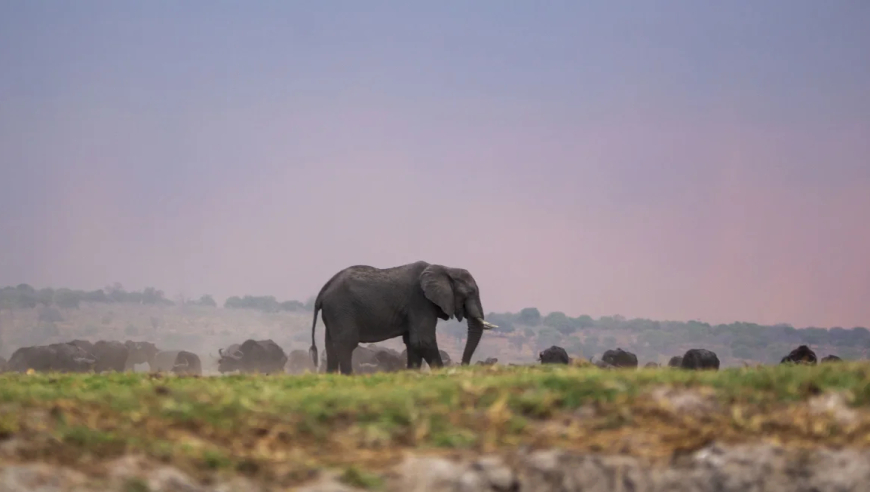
xmin=420 ymin=264 xmax=497 ymax=365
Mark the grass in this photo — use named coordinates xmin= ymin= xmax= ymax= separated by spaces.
xmin=2 ymin=362 xmax=870 ymax=486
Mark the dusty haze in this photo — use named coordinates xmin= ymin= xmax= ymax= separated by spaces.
xmin=1 ymin=2 xmax=868 ymax=328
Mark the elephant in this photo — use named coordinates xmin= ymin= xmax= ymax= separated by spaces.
xmin=308 ymin=261 xmax=497 ymax=374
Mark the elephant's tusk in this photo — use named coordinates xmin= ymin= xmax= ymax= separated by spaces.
xmin=477 ymin=318 xmax=498 ymax=330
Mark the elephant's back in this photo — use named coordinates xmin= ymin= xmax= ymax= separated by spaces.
xmin=324 ymin=263 xmax=422 ymax=299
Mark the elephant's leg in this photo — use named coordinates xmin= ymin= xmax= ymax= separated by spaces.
xmin=325 ymin=340 xmax=340 ymax=374
xmin=407 ymin=315 xmax=438 ymax=370
xmin=406 ymin=347 xmax=424 ymax=369
xmin=336 ymin=344 xmax=356 ymax=375
xmin=422 ymin=346 xmax=444 ymax=369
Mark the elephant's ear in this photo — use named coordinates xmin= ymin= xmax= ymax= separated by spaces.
xmin=420 ymin=265 xmax=455 ymax=318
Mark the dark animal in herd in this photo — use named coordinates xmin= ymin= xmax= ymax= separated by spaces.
xmin=781 ymin=345 xmax=818 ymax=364
xmin=680 ymin=348 xmax=720 ymax=370
xmin=151 ymin=350 xmax=183 ymax=372
xmin=603 ymin=348 xmax=638 ymax=368
xmin=539 ymin=345 xmax=570 ymax=365
xmin=308 ymin=261 xmax=498 ymax=375
xmin=0 ymin=339 xmax=848 ymax=375
xmin=90 ymin=340 xmax=130 ymax=372
xmin=171 ymin=351 xmax=202 ymax=375
xmin=217 ymin=339 xmax=287 ymax=374
xmin=2 ymin=339 xmax=188 ymax=375
xmin=285 ymin=349 xmax=316 ymax=373
xmin=6 ymin=343 xmax=96 ymax=373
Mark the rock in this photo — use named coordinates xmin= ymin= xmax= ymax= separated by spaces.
xmin=294 ymin=474 xmax=365 ymax=492
xmin=808 ymin=391 xmax=858 ymax=427
xmin=520 ymin=451 xmax=651 ymax=492
xmin=0 ymin=463 xmax=90 ymax=492
xmin=393 ymin=455 xmax=519 ymax=492
xmin=209 ymin=477 xmax=265 ymax=492
xmin=469 ymin=456 xmax=517 ymax=491
xmin=649 ymin=386 xmax=719 ymax=416
xmin=396 ymin=456 xmax=462 ymax=492
xmin=103 ymin=455 xmax=206 ymax=492
xmin=384 ymin=444 xmax=870 ymax=491
xmin=146 ymin=467 xmax=204 ymax=492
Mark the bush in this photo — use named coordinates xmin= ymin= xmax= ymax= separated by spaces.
xmin=518 ymin=307 xmax=541 ymax=326
xmin=38 ymin=307 xmax=64 ymax=323
xmin=544 ymin=311 xmax=578 ymax=335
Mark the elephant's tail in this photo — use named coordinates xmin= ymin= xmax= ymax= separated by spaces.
xmin=309 ymin=297 xmax=323 ymax=368
xmin=308 ymin=270 xmax=343 ymax=370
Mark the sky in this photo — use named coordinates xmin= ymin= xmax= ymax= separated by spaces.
xmin=1 ymin=1 xmax=868 ymax=328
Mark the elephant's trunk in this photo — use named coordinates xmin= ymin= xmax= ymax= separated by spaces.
xmin=461 ymin=317 xmax=485 ymax=365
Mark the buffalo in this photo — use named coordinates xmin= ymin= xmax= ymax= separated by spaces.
xmin=90 ymin=340 xmax=130 ymax=372
xmin=667 ymin=356 xmax=683 ymax=368
xmin=7 ymin=343 xmax=96 ymax=373
xmin=67 ymin=339 xmax=95 ymax=354
xmin=680 ymin=348 xmax=720 ymax=370
xmin=171 ymin=351 xmax=202 ymax=376
xmin=150 ymin=350 xmax=183 ymax=372
xmin=602 ymin=348 xmax=638 ymax=368
xmin=286 ymin=349 xmax=317 ymax=374
xmin=355 ymin=345 xmax=405 ymax=373
xmin=476 ymin=357 xmax=499 ymax=366
xmin=538 ymin=345 xmax=570 ymax=365
xmin=590 ymin=356 xmax=614 ymax=369
xmin=124 ymin=340 xmax=160 ymax=370
xmin=781 ymin=345 xmax=817 ymax=365
xmin=218 ymin=339 xmax=287 ymax=374
xmin=371 ymin=348 xmax=406 ymax=372
xmin=644 ymin=362 xmax=660 ymax=368
xmin=821 ymin=355 xmax=842 ymax=363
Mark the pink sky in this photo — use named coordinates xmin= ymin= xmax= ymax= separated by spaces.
xmin=1 ymin=2 xmax=868 ymax=328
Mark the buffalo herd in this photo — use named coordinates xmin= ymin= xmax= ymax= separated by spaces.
xmin=535 ymin=344 xmax=843 ymax=372
xmin=0 ymin=337 xmax=846 ymax=376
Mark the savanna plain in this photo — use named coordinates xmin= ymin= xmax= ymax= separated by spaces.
xmin=1 ymin=286 xmax=870 ymax=491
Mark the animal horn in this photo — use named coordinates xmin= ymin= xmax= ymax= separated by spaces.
xmin=476 ymin=318 xmax=498 ymax=330
xmin=218 ymin=348 xmax=224 ymax=357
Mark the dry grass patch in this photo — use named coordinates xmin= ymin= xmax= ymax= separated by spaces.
xmin=2 ymin=363 xmax=870 ymax=487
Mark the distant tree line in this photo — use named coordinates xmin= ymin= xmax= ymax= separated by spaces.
xmin=0 ymin=283 xmax=311 ymax=315
xmin=0 ymin=283 xmax=174 ymax=310
xmin=222 ymin=295 xmax=310 ymax=313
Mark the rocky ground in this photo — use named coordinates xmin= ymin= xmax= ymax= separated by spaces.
xmin=2 ymin=442 xmax=870 ymax=492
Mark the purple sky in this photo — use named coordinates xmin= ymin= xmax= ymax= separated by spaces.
xmin=1 ymin=2 xmax=868 ymax=328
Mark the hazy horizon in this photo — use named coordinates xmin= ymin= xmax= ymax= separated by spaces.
xmin=2 ymin=2 xmax=868 ymax=329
